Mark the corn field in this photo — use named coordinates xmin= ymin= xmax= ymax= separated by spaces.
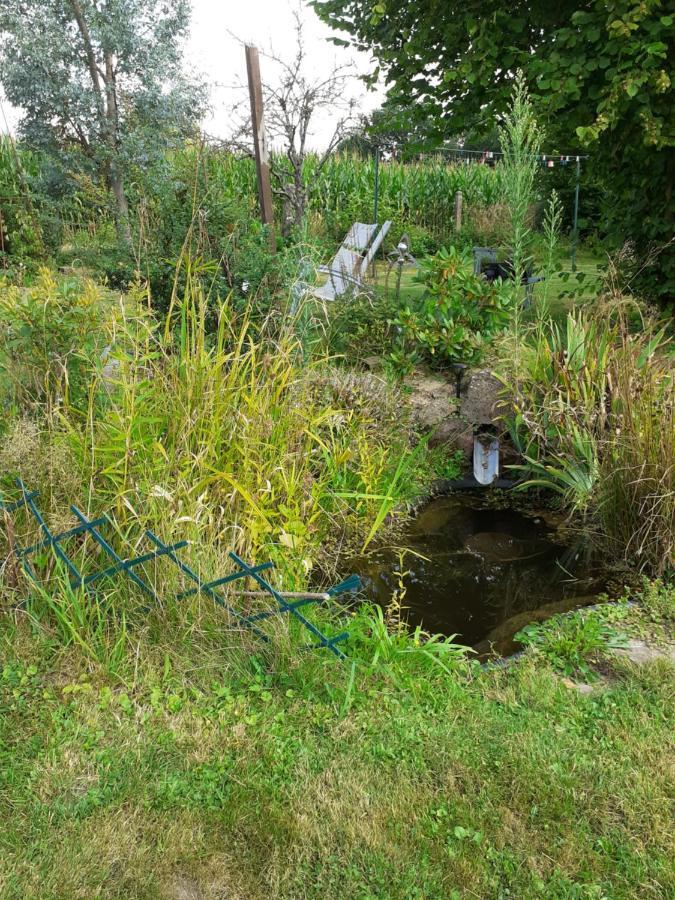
xmin=0 ymin=135 xmax=44 ymax=261
xmin=306 ymin=153 xmax=503 ymax=243
xmin=1 ymin=136 xmax=506 ymax=260
xmin=162 ymin=146 xmax=504 ymax=248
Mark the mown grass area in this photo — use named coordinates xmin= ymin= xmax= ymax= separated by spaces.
xmin=1 ymin=590 xmax=673 ymax=899
xmin=545 ymin=247 xmax=605 ymax=319
xmin=371 ymin=244 xmax=604 ymax=321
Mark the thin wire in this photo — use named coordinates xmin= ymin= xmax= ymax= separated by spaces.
xmin=421 ymin=147 xmax=589 ymax=161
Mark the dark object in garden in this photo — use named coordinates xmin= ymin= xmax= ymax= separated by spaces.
xmin=450 ymin=362 xmax=468 ymax=399
xmin=472 ymin=246 xmax=544 ymax=304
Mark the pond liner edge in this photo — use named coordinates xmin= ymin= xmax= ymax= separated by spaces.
xmin=478 ymin=599 xmax=639 ymax=670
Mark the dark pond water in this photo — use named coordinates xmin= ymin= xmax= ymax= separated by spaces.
xmin=352 ymin=494 xmax=602 ymax=656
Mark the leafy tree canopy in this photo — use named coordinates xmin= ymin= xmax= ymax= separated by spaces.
xmin=0 ymin=0 xmax=206 ymax=239
xmin=313 ymin=0 xmax=674 ymax=299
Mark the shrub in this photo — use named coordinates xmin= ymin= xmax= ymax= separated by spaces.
xmin=0 ymin=269 xmax=120 ymax=414
xmin=321 ymin=290 xmax=399 ymax=362
xmin=392 ymin=246 xmax=514 ymax=367
xmin=0 ymin=136 xmax=44 ymax=268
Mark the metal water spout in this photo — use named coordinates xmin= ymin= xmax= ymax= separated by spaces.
xmin=473 ymin=428 xmax=500 ymax=486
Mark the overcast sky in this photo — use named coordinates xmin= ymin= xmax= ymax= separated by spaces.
xmin=188 ymin=0 xmax=383 ymax=146
xmin=0 ymin=0 xmax=383 ymax=148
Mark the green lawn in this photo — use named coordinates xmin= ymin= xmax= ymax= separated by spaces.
xmin=370 ymin=245 xmax=605 ymax=320
xmin=545 ymin=246 xmax=605 ymax=319
xmin=1 ymin=589 xmax=673 ymax=899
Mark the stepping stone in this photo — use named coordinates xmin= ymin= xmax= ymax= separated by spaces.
xmin=610 ymin=639 xmax=675 ymax=666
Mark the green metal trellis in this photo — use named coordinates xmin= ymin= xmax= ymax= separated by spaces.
xmin=1 ymin=479 xmax=360 ymax=660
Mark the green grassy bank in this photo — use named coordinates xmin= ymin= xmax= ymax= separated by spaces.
xmin=1 ymin=586 xmax=673 ymax=899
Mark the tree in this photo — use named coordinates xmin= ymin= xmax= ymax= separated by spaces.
xmin=0 ymin=0 xmax=205 ymax=243
xmin=229 ymin=13 xmax=355 ymax=235
xmin=337 ymin=102 xmax=439 ymax=158
xmin=313 ymin=0 xmax=674 ymax=300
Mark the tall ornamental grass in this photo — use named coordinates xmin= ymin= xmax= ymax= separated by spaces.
xmin=501 ymin=307 xmax=673 ymax=574
xmin=0 ymin=271 xmax=422 ymax=587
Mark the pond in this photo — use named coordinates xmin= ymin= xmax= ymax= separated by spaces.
xmin=352 ymin=493 xmax=602 ymax=656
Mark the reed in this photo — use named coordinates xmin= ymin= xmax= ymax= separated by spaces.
xmin=502 ymin=307 xmax=673 ymax=573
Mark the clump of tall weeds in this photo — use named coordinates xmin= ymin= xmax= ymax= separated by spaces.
xmin=501 ymin=303 xmax=673 ymax=574
xmin=0 ymin=268 xmax=431 ymax=670
xmin=41 ymin=277 xmax=420 ymax=584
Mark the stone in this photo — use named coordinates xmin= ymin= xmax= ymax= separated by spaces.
xmin=460 ymin=369 xmax=505 ymax=426
xmin=431 ymin=418 xmax=474 ymax=453
xmin=405 ymin=373 xmax=474 ymax=453
xmin=363 ymin=355 xmax=384 ymax=371
xmin=561 ymin=678 xmax=597 ymax=695
xmin=406 ymin=373 xmax=458 ymax=430
xmin=610 ymin=639 xmax=675 ymax=666
xmin=163 ymin=875 xmax=203 ymax=900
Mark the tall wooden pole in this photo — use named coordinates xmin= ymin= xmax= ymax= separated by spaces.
xmin=454 ymin=190 xmax=463 ymax=232
xmin=245 ymin=44 xmax=276 ymax=253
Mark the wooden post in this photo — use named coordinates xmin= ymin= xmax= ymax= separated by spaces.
xmin=454 ymin=190 xmax=463 ymax=232
xmin=245 ymin=44 xmax=276 ymax=253
xmin=0 ymin=204 xmax=6 ymax=264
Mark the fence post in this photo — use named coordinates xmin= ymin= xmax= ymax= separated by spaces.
xmin=571 ymin=156 xmax=581 ymax=272
xmin=454 ymin=190 xmax=463 ymax=232
xmin=245 ymin=44 xmax=276 ymax=254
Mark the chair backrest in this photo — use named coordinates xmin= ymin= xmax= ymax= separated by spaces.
xmin=315 ymin=248 xmax=362 ymax=301
xmin=316 ymin=221 xmax=392 ymax=301
xmin=343 ymin=222 xmax=379 ymax=252
xmin=358 ymin=220 xmax=391 ymax=278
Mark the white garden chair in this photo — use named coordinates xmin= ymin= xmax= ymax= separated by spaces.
xmin=314 ymin=220 xmax=391 ymax=301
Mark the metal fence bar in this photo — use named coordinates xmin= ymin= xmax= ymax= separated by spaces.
xmin=327 ymin=575 xmax=361 ymax=596
xmin=19 ymin=516 xmax=107 ymax=557
xmin=1 ymin=480 xmax=358 ymax=663
xmin=19 ymin=480 xmax=84 ymax=586
xmin=228 ymin=551 xmax=347 ymax=659
xmin=308 ymin=631 xmax=350 ymax=651
xmin=145 ymin=531 xmax=270 ymax=643
xmin=175 ymin=561 xmax=274 ymax=600
xmin=0 ymin=489 xmax=39 ymax=514
xmin=244 ymin=595 xmax=324 ymax=623
xmin=82 ymin=540 xmax=189 ymax=587
xmin=71 ymin=507 xmax=158 ymax=600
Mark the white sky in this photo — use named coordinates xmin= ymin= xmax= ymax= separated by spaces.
xmin=0 ymin=0 xmax=383 ymax=148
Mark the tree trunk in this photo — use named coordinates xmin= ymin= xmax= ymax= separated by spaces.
xmin=67 ymin=1 xmax=132 ymax=246
xmin=104 ymin=51 xmax=132 ymax=246
xmin=292 ymin=164 xmax=306 ymax=228
xmin=109 ymin=163 xmax=132 ymax=245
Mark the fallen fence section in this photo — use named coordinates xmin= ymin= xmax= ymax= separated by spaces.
xmin=1 ymin=479 xmax=360 ymax=660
